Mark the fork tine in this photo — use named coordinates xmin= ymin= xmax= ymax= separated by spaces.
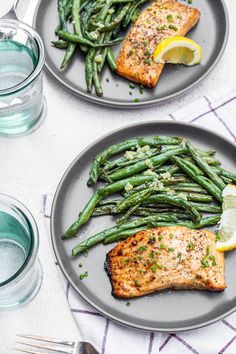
xmin=15 ymin=348 xmax=45 ymax=354
xmin=16 ymin=341 xmax=73 ymax=354
xmin=17 ymin=334 xmax=74 ymax=347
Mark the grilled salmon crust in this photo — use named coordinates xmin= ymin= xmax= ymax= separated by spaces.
xmin=116 ymin=0 xmax=200 ymax=87
xmin=106 ymin=227 xmax=226 ymax=298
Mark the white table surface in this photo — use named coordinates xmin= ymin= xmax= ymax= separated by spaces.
xmin=0 ymin=0 xmax=236 ymax=352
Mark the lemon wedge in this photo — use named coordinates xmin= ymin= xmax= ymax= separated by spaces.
xmin=153 ymin=36 xmax=202 ymax=66
xmin=216 ymin=184 xmax=236 ymax=252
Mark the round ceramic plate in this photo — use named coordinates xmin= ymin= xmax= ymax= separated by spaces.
xmin=33 ymin=0 xmax=229 ymax=108
xmin=51 ymin=121 xmax=236 ymax=332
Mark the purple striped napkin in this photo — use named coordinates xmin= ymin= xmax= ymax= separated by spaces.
xmin=44 ymin=83 xmax=236 ymax=354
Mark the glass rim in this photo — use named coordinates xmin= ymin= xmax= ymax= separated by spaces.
xmin=0 ymin=193 xmax=39 ymax=288
xmin=0 ymin=19 xmax=45 ymax=96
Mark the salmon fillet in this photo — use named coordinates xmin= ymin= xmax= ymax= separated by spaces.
xmin=106 ymin=227 xmax=226 ymax=298
xmin=116 ymin=0 xmax=200 ymax=87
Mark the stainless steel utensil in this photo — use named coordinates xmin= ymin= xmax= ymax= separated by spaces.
xmin=16 ymin=334 xmax=99 ymax=354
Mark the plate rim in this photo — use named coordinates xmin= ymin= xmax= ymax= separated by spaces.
xmin=50 ymin=120 xmax=236 ymax=332
xmin=33 ymin=0 xmax=229 ymax=109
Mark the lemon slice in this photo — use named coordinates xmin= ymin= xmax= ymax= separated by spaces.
xmin=153 ymin=36 xmax=202 ymax=66
xmin=216 ymin=184 xmax=236 ymax=251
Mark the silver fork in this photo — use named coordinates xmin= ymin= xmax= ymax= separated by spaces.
xmin=15 ymin=334 xmax=99 ymax=354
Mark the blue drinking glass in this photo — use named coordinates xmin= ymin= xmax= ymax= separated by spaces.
xmin=0 ymin=194 xmax=43 ymax=311
xmin=0 ymin=18 xmax=46 ymax=137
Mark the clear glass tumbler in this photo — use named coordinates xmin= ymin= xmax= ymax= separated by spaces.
xmin=0 ymin=194 xmax=43 ymax=311
xmin=0 ymin=19 xmax=45 ymax=137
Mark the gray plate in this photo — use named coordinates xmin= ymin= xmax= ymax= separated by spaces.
xmin=33 ymin=0 xmax=229 ymax=108
xmin=51 ymin=121 xmax=236 ymax=332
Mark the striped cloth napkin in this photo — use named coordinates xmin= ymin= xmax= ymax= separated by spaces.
xmin=44 ymin=83 xmax=236 ymax=354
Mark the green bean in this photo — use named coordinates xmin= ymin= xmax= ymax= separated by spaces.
xmin=98 ymin=4 xmax=130 ymax=32
xmin=107 ymin=48 xmax=117 ymax=70
xmin=138 ymin=136 xmax=183 ymax=146
xmin=60 ymin=43 xmax=77 ymax=70
xmin=102 ymin=226 xmax=153 ymax=244
xmin=63 ymin=174 xmax=156 ymax=238
xmin=58 ymin=30 xmax=123 ymax=47
xmin=72 ymin=214 xmax=178 ymax=255
xmin=108 ymin=147 xmax=187 ymax=181
xmin=123 ymin=178 xmax=194 ymax=198
xmin=103 ymin=148 xmax=160 ymax=172
xmin=72 ymin=0 xmax=87 ymax=52
xmin=168 ymin=183 xmax=209 ymax=194
xmin=186 ymin=141 xmax=225 ymax=190
xmin=147 ymin=193 xmax=214 ymax=204
xmin=114 ymin=190 xmax=202 ymax=223
xmin=116 ymin=202 xmax=141 ymax=225
xmin=58 ymin=0 xmax=68 ymax=31
xmin=104 ymin=215 xmax=221 ymax=244
xmin=51 ymin=40 xmax=69 ymax=49
xmin=114 ymin=189 xmax=153 ymax=212
xmin=172 ymin=157 xmax=222 ymax=202
xmin=122 ymin=0 xmax=148 ymax=28
xmin=93 ymin=205 xmax=117 ymax=215
xmin=98 ymin=198 xmax=122 ymax=206
xmin=186 ymin=141 xmax=226 ymax=190
xmin=92 ymin=61 xmax=103 ymax=96
xmin=85 ymin=48 xmax=95 ymax=92
xmin=216 ymin=167 xmax=236 ymax=183
xmin=190 ymin=202 xmax=222 ymax=213
xmin=88 ymin=139 xmax=139 ymax=185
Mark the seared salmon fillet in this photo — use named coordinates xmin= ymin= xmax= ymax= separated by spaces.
xmin=106 ymin=227 xmax=226 ymax=298
xmin=116 ymin=0 xmax=200 ymax=87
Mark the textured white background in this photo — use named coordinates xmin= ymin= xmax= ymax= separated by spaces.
xmin=0 ymin=0 xmax=236 ymax=353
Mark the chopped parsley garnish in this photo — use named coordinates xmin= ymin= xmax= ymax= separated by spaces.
xmin=129 ymin=83 xmax=135 ymax=89
xmin=128 ymin=49 xmax=134 ymax=56
xmin=106 ymin=77 xmax=109 ymax=82
xmin=151 ymin=265 xmax=157 ymax=272
xmin=139 ymin=246 xmax=147 ymax=252
xmin=168 ymin=247 xmax=175 ymax=252
xmin=134 ymin=279 xmax=139 ymax=286
xmin=169 ymin=24 xmax=178 ymax=31
xmin=177 ymin=13 xmax=182 ymax=19
xmin=122 ymin=259 xmax=129 ymax=266
xmin=160 ymin=243 xmax=166 ymax=249
xmin=186 ymin=242 xmax=194 ymax=251
xmin=139 ymin=85 xmax=144 ymax=94
xmin=206 ymin=245 xmax=210 ymax=256
xmin=133 ymin=98 xmax=140 ymax=102
xmin=149 ymin=251 xmax=155 ymax=259
xmin=166 ymin=14 xmax=173 ymax=22
xmin=144 ymin=50 xmax=151 ymax=57
xmin=79 ymin=271 xmax=88 ymax=280
xmin=209 ymin=255 xmax=217 ymax=266
xmin=126 ymin=301 xmax=131 ymax=307
xmin=137 ymin=255 xmax=143 ymax=261
xmin=79 ymin=263 xmax=83 ymax=268
xmin=144 ymin=58 xmax=151 ymax=65
xmin=143 ymin=40 xmax=148 ymax=47
xmin=177 ymin=252 xmax=182 ymax=259
xmin=158 ymin=236 xmax=163 ymax=241
xmin=157 ymin=25 xmax=166 ymax=31
xmin=201 ymin=257 xmax=210 ymax=268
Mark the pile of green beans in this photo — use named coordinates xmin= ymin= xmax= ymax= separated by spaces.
xmin=62 ymin=136 xmax=236 ymax=257
xmin=53 ymin=0 xmax=149 ymax=96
